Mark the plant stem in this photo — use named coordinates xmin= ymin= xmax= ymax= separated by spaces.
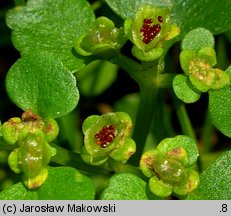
xmin=129 ymin=85 xmax=158 ymax=165
xmin=172 ymin=93 xmax=203 ymax=172
xmin=109 ymin=52 xmax=143 ymax=83
xmin=52 ymin=145 xmax=145 ymax=179
xmin=172 ymin=93 xmax=196 ymax=140
xmin=14 ymin=0 xmax=26 ymax=6
xmin=202 ymin=111 xmax=214 ymax=153
xmin=51 ymin=144 xmax=111 ymax=175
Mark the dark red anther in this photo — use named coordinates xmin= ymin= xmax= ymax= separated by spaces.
xmin=154 ymin=24 xmax=161 ymax=33
xmin=95 ymin=134 xmax=100 ymax=139
xmin=143 ymin=23 xmax=150 ymax=29
xmin=140 ymin=27 xmax=145 ymax=33
xmin=144 ymin=18 xmax=153 ymax=24
xmin=106 ymin=136 xmax=113 ymax=143
xmin=142 ymin=36 xmax=149 ymax=44
xmin=158 ymin=16 xmax=163 ymax=23
xmin=96 ymin=140 xmax=102 ymax=145
xmin=94 ymin=125 xmax=116 ymax=148
xmin=109 ymin=125 xmax=114 ymax=130
xmin=140 ymin=17 xmax=162 ymax=44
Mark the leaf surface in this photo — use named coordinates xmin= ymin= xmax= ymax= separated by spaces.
xmin=6 ymin=50 xmax=79 ymax=118
xmin=6 ymin=0 xmax=95 ymax=72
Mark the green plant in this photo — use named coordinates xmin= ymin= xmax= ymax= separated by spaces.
xmin=0 ymin=0 xmax=230 ymax=200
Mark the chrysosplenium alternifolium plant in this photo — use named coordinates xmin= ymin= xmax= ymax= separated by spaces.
xmin=0 ymin=0 xmax=230 ymax=200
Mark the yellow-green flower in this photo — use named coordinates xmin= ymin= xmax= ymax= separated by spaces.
xmin=140 ymin=135 xmax=200 ymax=197
xmin=124 ymin=5 xmax=180 ymax=61
xmin=81 ymin=112 xmax=136 ymax=165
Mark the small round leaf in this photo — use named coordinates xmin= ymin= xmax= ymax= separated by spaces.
xmin=181 ymin=28 xmax=214 ymax=51
xmin=6 ymin=50 xmax=79 ymax=118
xmin=188 ymin=150 xmax=231 ymax=200
xmin=173 ymin=74 xmax=201 ymax=103
xmin=101 ymin=173 xmax=148 ymax=200
xmin=6 ymin=0 xmax=95 ymax=71
xmin=0 ymin=166 xmax=95 ymax=200
xmin=209 ymin=66 xmax=231 ymax=137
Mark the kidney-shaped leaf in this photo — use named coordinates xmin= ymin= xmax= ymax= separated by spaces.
xmin=6 ymin=50 xmax=79 ymax=118
xmin=173 ymin=74 xmax=201 ymax=103
xmin=106 ymin=0 xmax=231 ymax=36
xmin=101 ymin=173 xmax=148 ymax=200
xmin=0 ymin=166 xmax=95 ymax=200
xmin=188 ymin=150 xmax=231 ymax=200
xmin=38 ymin=166 xmax=95 ymax=200
xmin=209 ymin=67 xmax=231 ymax=137
xmin=6 ymin=0 xmax=95 ymax=72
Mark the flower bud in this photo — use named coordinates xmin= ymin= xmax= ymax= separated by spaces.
xmin=153 ymin=157 xmax=186 ymax=186
xmin=74 ymin=17 xmax=127 ymax=57
xmin=13 ymin=128 xmax=56 ymax=189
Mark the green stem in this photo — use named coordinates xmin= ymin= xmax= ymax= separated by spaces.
xmin=156 ymin=73 xmax=175 ymax=88
xmin=109 ymin=52 xmax=143 ymax=83
xmin=172 ymin=93 xmax=196 ymax=140
xmin=52 ymin=144 xmax=111 ymax=175
xmin=14 ymin=0 xmax=26 ymax=6
xmin=52 ymin=145 xmax=145 ymax=179
xmin=0 ymin=144 xmax=15 ymax=151
xmin=129 ymin=85 xmax=158 ymax=165
xmin=202 ymin=111 xmax=214 ymax=153
xmin=172 ymin=93 xmax=203 ymax=172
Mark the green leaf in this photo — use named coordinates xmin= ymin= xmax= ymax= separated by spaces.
xmin=106 ymin=0 xmax=231 ymax=36
xmin=106 ymin=0 xmax=170 ymax=20
xmin=209 ymin=86 xmax=231 ymax=137
xmin=208 ymin=66 xmax=231 ymax=137
xmin=0 ymin=182 xmax=38 ymax=200
xmin=0 ymin=166 xmax=95 ymax=200
xmin=173 ymin=74 xmax=201 ymax=103
xmin=181 ymin=28 xmax=214 ymax=51
xmin=78 ymin=60 xmax=118 ymax=96
xmin=6 ymin=0 xmax=95 ymax=72
xmin=188 ymin=150 xmax=231 ymax=200
xmin=6 ymin=50 xmax=79 ymax=118
xmin=100 ymin=173 xmax=148 ymax=200
xmin=38 ymin=166 xmax=95 ymax=199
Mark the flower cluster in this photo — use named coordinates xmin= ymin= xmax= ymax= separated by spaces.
xmin=1 ymin=110 xmax=58 ymax=189
xmin=173 ymin=28 xmax=230 ymax=103
xmin=140 ymin=135 xmax=200 ymax=197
